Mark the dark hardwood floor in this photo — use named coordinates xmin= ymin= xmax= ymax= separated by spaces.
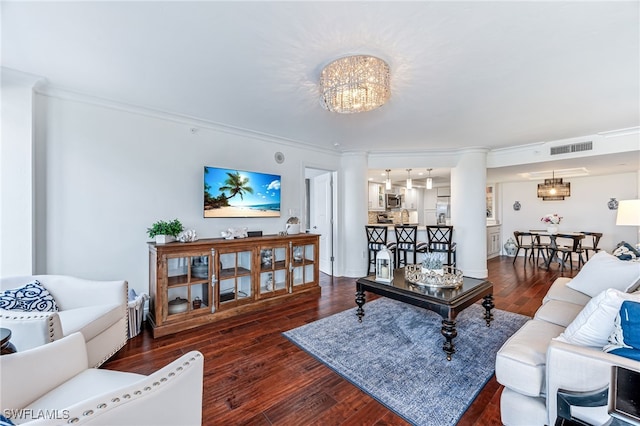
xmin=104 ymin=256 xmax=578 ymax=425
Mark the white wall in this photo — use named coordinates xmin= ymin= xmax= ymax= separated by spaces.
xmin=34 ymin=94 xmax=341 ymax=294
xmin=499 ymin=172 xmax=639 ymax=254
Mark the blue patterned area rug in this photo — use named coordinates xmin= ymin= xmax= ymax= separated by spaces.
xmin=284 ymin=298 xmax=529 ymax=426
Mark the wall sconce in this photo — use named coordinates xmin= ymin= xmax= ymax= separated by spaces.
xmin=406 ymin=169 xmax=412 ymax=190
xmin=426 ymin=168 xmax=433 ymax=190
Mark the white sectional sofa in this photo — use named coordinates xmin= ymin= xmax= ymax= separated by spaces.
xmin=496 ymin=252 xmax=640 ymax=426
xmin=0 ymin=275 xmax=128 ymax=367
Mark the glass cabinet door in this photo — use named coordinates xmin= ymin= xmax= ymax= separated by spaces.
xmin=217 ymin=250 xmax=253 ymax=309
xmin=165 ymin=253 xmax=211 ymax=320
xmin=291 ymin=243 xmax=316 ymax=289
xmin=258 ymin=245 xmax=288 ymax=298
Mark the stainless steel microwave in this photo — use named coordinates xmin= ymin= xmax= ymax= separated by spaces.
xmin=385 ymin=194 xmax=401 ymax=209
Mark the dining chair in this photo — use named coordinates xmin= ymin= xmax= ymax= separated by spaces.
xmin=579 ymin=232 xmax=603 ymax=261
xmin=529 ymin=229 xmax=551 ymax=266
xmin=554 ymin=233 xmax=586 ymax=271
xmin=365 ymin=225 xmax=396 ymax=274
xmin=512 ymin=231 xmax=536 ymax=265
xmin=426 ymin=226 xmax=456 ymax=267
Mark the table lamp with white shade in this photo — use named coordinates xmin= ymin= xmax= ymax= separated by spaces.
xmin=616 ymin=199 xmax=640 ymax=248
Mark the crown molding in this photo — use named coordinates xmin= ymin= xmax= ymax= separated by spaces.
xmin=33 ymin=84 xmax=340 ymax=157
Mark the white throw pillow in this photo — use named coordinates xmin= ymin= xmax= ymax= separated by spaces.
xmin=566 ymin=252 xmax=640 ymax=297
xmin=556 ymin=288 xmax=640 ymax=347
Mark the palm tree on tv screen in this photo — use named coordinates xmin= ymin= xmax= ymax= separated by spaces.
xmin=219 ymin=171 xmax=254 ymax=202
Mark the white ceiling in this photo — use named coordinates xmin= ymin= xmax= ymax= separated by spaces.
xmin=3 ymin=1 xmax=639 ymax=176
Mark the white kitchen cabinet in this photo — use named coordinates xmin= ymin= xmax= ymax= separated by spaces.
xmin=400 ymin=187 xmax=419 ymax=210
xmin=487 ymin=225 xmax=502 ymax=259
xmin=368 ymin=183 xmax=385 ymax=211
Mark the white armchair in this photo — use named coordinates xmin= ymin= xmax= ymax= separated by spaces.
xmin=0 ymin=275 xmax=128 ymax=367
xmin=546 ymin=339 xmax=640 ymax=425
xmin=0 ymin=332 xmax=204 ymax=425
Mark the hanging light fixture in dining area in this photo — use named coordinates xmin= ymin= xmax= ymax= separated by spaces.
xmin=319 ymin=55 xmax=391 ymax=114
xmin=406 ymin=169 xmax=412 ymax=190
xmin=537 ymin=170 xmax=571 ymax=201
xmin=385 ymin=169 xmax=392 ymax=190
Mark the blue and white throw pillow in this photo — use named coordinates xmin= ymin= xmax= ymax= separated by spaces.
xmin=0 ymin=414 xmax=15 ymax=426
xmin=604 ymin=300 xmax=640 ymax=361
xmin=0 ymin=280 xmax=59 ymax=312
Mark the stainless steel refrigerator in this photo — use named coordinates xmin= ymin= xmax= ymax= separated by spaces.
xmin=436 ymin=196 xmax=450 ymax=225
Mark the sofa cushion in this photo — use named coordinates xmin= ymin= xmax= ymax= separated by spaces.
xmin=543 ymin=277 xmax=591 ymax=307
xmin=23 ymin=368 xmax=144 ymax=417
xmin=566 ymin=252 xmax=640 ymax=297
xmin=496 ymin=319 xmax=565 ymax=397
xmin=534 ymin=299 xmax=584 ymax=328
xmin=58 ymin=303 xmax=123 ymax=341
xmin=0 ymin=280 xmax=59 ymax=312
xmin=557 ymin=288 xmax=640 ymax=348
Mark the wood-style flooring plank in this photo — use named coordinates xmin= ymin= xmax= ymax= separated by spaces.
xmin=104 ymin=256 xmax=578 ymax=425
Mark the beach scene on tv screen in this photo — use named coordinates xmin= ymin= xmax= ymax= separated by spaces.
xmin=204 ymin=167 xmax=281 ymax=218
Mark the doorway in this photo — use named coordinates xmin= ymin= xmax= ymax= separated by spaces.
xmin=305 ymin=167 xmax=337 ymax=276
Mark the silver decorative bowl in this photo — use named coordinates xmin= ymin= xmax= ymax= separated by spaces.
xmin=404 ymin=264 xmax=464 ymax=289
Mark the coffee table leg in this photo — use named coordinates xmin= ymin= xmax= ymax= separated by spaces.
xmin=482 ymin=294 xmax=494 ymax=326
xmin=441 ymin=319 xmax=457 ymax=361
xmin=355 ymin=289 xmax=366 ymax=323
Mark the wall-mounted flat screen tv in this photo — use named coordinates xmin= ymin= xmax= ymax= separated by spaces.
xmin=204 ymin=166 xmax=281 ymax=218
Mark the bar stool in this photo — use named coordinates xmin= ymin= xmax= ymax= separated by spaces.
xmin=365 ymin=226 xmax=396 ymax=275
xmin=426 ymin=226 xmax=457 ymax=267
xmin=394 ymin=225 xmax=426 ymax=268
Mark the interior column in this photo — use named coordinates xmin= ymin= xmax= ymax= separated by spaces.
xmin=1 ymin=69 xmax=43 ymax=275
xmin=339 ymin=151 xmax=368 ymax=277
xmin=451 ymin=149 xmax=488 ymax=278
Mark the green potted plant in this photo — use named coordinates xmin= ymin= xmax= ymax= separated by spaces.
xmin=147 ymin=219 xmax=184 ymax=244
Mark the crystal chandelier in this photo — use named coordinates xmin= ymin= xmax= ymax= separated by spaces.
xmin=319 ymin=55 xmax=391 ymax=114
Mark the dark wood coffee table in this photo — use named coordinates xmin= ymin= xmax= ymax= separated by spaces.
xmin=0 ymin=328 xmax=17 ymax=355
xmin=356 ymin=269 xmax=494 ymax=361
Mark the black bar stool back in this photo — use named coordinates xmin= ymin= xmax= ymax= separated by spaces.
xmin=365 ymin=226 xmax=396 ymax=275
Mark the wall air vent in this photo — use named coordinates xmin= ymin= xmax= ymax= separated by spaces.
xmin=550 ymin=141 xmax=593 ymax=156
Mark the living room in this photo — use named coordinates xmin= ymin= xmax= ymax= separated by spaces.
xmin=1 ymin=1 xmax=639 ymax=425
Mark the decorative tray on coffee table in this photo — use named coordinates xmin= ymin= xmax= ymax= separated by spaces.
xmin=404 ymin=264 xmax=464 ymax=289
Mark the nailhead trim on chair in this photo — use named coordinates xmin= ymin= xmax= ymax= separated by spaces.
xmin=65 ymin=353 xmax=202 ymax=424
xmin=0 ymin=312 xmax=57 ymax=342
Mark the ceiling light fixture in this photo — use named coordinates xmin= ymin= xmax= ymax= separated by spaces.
xmin=319 ymin=55 xmax=391 ymax=114
xmin=406 ymin=169 xmax=412 ymax=190
xmin=385 ymin=169 xmax=392 ymax=190
xmin=426 ymin=168 xmax=433 ymax=190
xmin=537 ymin=170 xmax=571 ymax=201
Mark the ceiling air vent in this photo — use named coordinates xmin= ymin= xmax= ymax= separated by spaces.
xmin=550 ymin=141 xmax=593 ymax=155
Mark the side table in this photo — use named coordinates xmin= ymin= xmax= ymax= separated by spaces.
xmin=0 ymin=327 xmax=17 ymax=355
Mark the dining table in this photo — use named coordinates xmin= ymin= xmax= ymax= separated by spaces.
xmin=529 ymin=230 xmax=586 ymax=270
